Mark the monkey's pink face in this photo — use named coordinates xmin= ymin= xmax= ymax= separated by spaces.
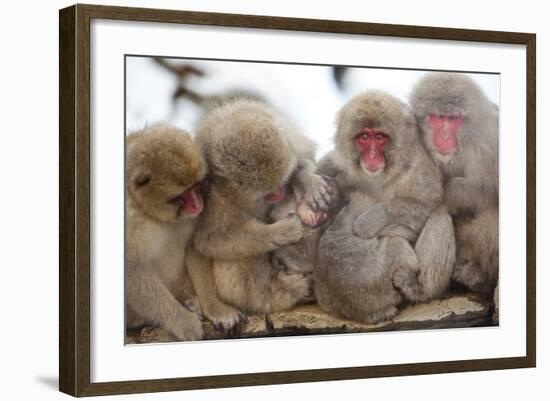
xmin=428 ymin=113 xmax=464 ymax=155
xmin=355 ymin=128 xmax=390 ymax=174
xmin=264 ymin=185 xmax=286 ymax=203
xmin=169 ymin=183 xmax=204 ymax=217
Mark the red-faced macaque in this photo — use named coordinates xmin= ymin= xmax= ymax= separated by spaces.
xmin=315 ymin=91 xmax=455 ymax=323
xmin=410 ymin=73 xmax=499 ymax=300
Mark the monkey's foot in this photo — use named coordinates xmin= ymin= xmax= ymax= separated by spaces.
xmin=452 ymin=262 xmax=485 ymax=292
xmin=203 ymin=301 xmax=248 ymax=337
xmin=272 ymin=271 xmax=313 ymax=311
xmin=167 ymin=310 xmax=204 ymax=341
xmin=182 ymin=296 xmax=204 ymax=319
xmin=392 ymin=266 xmax=425 ymax=303
xmin=365 ymin=306 xmax=399 ymax=324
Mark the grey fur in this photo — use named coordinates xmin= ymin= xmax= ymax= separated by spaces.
xmin=410 ymin=73 xmax=499 ymax=297
xmin=314 ymin=91 xmax=455 ymax=323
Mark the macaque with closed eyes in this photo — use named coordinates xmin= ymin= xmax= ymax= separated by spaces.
xmin=315 ymin=91 xmax=455 ymax=323
xmin=187 ymin=99 xmax=331 ymax=333
xmin=410 ymin=72 xmax=499 ymax=299
xmin=125 ymin=124 xmax=206 ymax=341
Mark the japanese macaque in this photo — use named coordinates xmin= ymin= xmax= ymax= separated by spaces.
xmin=125 ymin=125 xmax=206 ymax=341
xmin=190 ymin=99 xmax=331 ymax=328
xmin=315 ymin=91 xmax=456 ymax=323
xmin=410 ymin=73 xmax=499 ymax=298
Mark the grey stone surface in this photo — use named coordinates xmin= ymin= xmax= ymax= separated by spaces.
xmin=126 ymin=293 xmax=494 ymax=344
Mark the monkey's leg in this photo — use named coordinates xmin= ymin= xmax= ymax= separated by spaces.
xmin=126 ymin=271 xmax=203 ymax=341
xmin=454 ymin=208 xmax=499 ymax=297
xmin=317 ymin=222 xmax=401 ymax=324
xmin=407 ymin=205 xmax=455 ymax=302
xmin=270 ymin=270 xmax=312 ymax=311
xmin=186 ymin=248 xmax=247 ymax=334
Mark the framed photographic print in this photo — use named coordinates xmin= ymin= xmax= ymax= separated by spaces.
xmin=59 ymin=3 xmax=536 ymax=397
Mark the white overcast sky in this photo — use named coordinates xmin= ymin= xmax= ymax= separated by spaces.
xmin=126 ymin=56 xmax=499 ymax=159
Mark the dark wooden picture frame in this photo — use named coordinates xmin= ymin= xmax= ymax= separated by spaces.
xmin=59 ymin=3 xmax=536 ymax=397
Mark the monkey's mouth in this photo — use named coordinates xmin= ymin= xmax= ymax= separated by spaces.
xmin=170 ymin=184 xmax=204 ymax=216
xmin=265 ymin=186 xmax=286 ymax=203
xmin=360 ymin=157 xmax=385 ymax=175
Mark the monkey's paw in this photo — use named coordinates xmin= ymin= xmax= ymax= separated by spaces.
xmin=452 ymin=262 xmax=484 ymax=291
xmin=276 ymin=271 xmax=313 ymax=303
xmin=182 ymin=296 xmax=204 ymax=319
xmin=392 ymin=266 xmax=424 ymax=303
xmin=204 ymin=301 xmax=248 ymax=337
xmin=303 ymin=174 xmax=334 ymax=211
xmin=170 ymin=311 xmax=204 ymax=341
xmin=273 ymin=215 xmax=304 ymax=246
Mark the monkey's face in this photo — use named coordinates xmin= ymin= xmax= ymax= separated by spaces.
xmin=410 ymin=73 xmax=487 ymax=161
xmin=336 ymin=91 xmax=414 ymax=180
xmin=354 ymin=128 xmax=391 ymax=175
xmin=126 ymin=127 xmax=206 ymax=224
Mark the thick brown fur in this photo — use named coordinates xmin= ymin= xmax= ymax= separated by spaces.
xmin=315 ymin=91 xmax=456 ymax=323
xmin=190 ymin=99 xmax=328 ymax=326
xmin=125 ymin=124 xmax=206 ymax=341
xmin=410 ymin=73 xmax=499 ymax=298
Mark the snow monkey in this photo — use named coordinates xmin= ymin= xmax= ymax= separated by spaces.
xmin=125 ymin=124 xmax=206 ymax=341
xmin=269 ymin=177 xmax=345 ymax=302
xmin=315 ymin=91 xmax=456 ymax=323
xmin=189 ymin=99 xmax=332 ymax=331
xmin=410 ymin=73 xmax=499 ymax=298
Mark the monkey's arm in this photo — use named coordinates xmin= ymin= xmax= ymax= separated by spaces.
xmin=316 ymin=151 xmax=341 ymax=177
xmin=292 ymin=158 xmax=333 ymax=211
xmin=194 ymin=216 xmax=303 ymax=260
xmin=445 ymin=177 xmax=496 ymax=214
xmin=353 ymin=198 xmax=433 ymax=240
xmin=185 ymin=247 xmax=247 ymax=333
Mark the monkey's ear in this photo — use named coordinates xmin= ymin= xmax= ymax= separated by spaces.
xmin=133 ymin=172 xmax=151 ymax=188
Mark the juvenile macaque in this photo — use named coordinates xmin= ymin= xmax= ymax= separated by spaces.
xmin=410 ymin=73 xmax=499 ymax=298
xmin=191 ymin=99 xmax=329 ymax=325
xmin=125 ymin=125 xmax=206 ymax=341
xmin=315 ymin=91 xmax=455 ymax=323
xmin=269 ymin=178 xmax=344 ymax=300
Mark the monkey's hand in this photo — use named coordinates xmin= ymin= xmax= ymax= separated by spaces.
xmin=271 ymin=215 xmax=304 ymax=247
xmin=301 ymin=173 xmax=334 ymax=212
xmin=352 ymin=204 xmax=390 ymax=240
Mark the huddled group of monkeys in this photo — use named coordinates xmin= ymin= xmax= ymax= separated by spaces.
xmin=126 ymin=72 xmax=499 ymax=341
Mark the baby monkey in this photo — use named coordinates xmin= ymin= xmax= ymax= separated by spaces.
xmin=270 ymin=177 xmax=344 ymax=296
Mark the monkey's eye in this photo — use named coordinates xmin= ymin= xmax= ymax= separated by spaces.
xmin=375 ymin=133 xmax=386 ymax=141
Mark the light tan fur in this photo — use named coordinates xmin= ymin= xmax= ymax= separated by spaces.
xmin=190 ymin=99 xmax=327 ymax=329
xmin=125 ymin=124 xmax=206 ymax=341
